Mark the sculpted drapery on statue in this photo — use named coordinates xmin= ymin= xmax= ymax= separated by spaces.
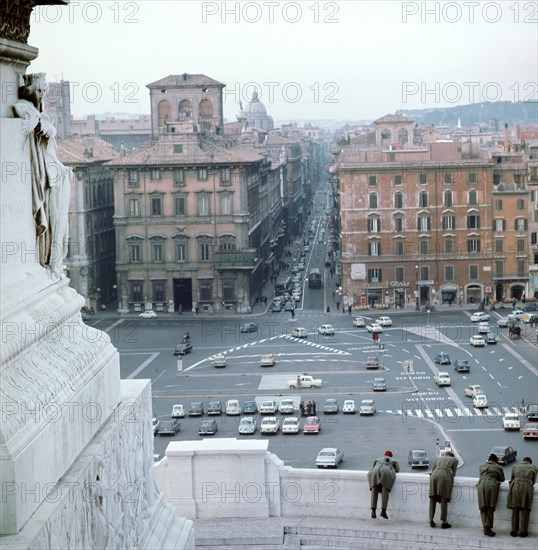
xmin=12 ymin=72 xmax=71 ymax=277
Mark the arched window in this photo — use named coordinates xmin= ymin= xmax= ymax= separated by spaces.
xmin=178 ymin=99 xmax=193 ymax=120
xmin=158 ymin=100 xmax=171 ymax=128
xmin=199 ymin=99 xmax=213 ymax=119
xmin=397 ymin=128 xmax=408 ymax=144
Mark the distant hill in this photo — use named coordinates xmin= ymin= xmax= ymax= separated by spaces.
xmin=396 ymin=101 xmax=538 ymax=127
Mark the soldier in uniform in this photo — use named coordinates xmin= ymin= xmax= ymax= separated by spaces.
xmin=428 ymin=450 xmax=458 ymax=528
xmin=477 ymin=454 xmax=505 ymax=537
xmin=367 ymin=451 xmax=399 ymax=519
xmin=507 ymin=457 xmax=538 ymax=538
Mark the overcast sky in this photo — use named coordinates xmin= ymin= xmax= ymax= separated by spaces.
xmin=29 ymin=1 xmax=537 ymax=123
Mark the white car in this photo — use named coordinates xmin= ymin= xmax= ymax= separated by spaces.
xmin=470 ymin=334 xmax=485 ymax=346
xmin=503 ymin=412 xmax=521 ymax=431
xmin=477 ymin=322 xmax=489 ymax=334
xmin=225 ymin=399 xmax=241 ymax=415
xmin=287 ymin=374 xmax=322 ymax=389
xmin=238 ymin=417 xmax=257 ymax=435
xmin=171 ymin=404 xmax=185 ymax=418
xmin=470 ymin=312 xmax=490 ymax=322
xmin=259 ymin=400 xmax=278 ymax=414
xmin=260 ymin=354 xmax=276 ymax=367
xmin=343 ymin=400 xmax=357 ymax=414
xmin=464 ymin=384 xmax=484 ymax=398
xmin=152 ymin=417 xmax=160 ymax=435
xmin=279 ymin=399 xmax=296 ymax=414
xmin=281 ymin=417 xmax=300 ymax=434
xmin=497 ymin=316 xmax=510 ymax=328
xmin=508 ymin=309 xmax=525 ymax=322
xmin=291 ymin=326 xmax=308 ymax=338
xmin=435 ymin=372 xmax=451 ymax=387
xmin=359 ymin=399 xmax=376 ymax=415
xmin=473 ymin=394 xmax=488 ymax=408
xmin=376 ymin=316 xmax=392 ymax=327
xmin=366 ymin=323 xmax=383 ymax=333
xmin=352 ymin=317 xmax=366 ymax=327
xmin=139 ymin=310 xmax=157 ymax=319
xmin=318 ymin=324 xmax=335 ymax=335
xmin=260 ymin=416 xmax=280 ymax=434
xmin=292 ymin=292 xmax=302 ymax=303
xmin=315 ymin=447 xmax=344 ymax=468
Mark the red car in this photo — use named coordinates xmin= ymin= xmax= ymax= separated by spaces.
xmin=303 ymin=416 xmax=321 ymax=434
xmin=523 ymin=423 xmax=538 ymax=440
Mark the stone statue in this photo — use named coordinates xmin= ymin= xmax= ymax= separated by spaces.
xmin=12 ymin=72 xmax=70 ymax=277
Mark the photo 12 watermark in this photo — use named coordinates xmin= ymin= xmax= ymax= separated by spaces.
xmin=32 ymin=1 xmax=140 ymax=24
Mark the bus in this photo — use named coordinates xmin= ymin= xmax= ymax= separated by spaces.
xmin=308 ymin=268 xmax=322 ymax=288
xmin=275 ymin=275 xmax=292 ymax=295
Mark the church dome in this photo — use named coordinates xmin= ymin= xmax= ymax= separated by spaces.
xmin=245 ymin=91 xmax=267 ymax=115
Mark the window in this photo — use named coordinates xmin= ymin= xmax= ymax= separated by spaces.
xmin=444 ymin=238 xmax=454 ymax=254
xmin=469 ymin=265 xmax=479 ymax=280
xmin=394 ymin=239 xmax=404 ymax=256
xmin=367 ymin=216 xmax=380 ymax=232
xmin=514 ymin=174 xmax=523 ymax=187
xmin=153 ymin=281 xmax=165 ymax=302
xmin=173 ymin=168 xmax=185 ymax=186
xmin=517 ymin=239 xmax=525 ymax=253
xmin=394 ymin=192 xmax=403 ymax=209
xmin=495 ymin=239 xmax=504 ymax=253
xmin=419 ymin=173 xmax=427 ymax=185
xmin=151 ymin=197 xmax=162 ymax=216
xmin=395 ymin=267 xmax=404 ymax=282
xmin=130 ymin=283 xmax=143 ymax=302
xmin=495 ymin=199 xmax=503 ymax=210
xmin=367 ymin=268 xmax=382 ymax=282
xmin=199 ymin=281 xmax=213 ymax=301
xmin=368 ymin=241 xmax=380 ymax=256
xmin=468 ymin=190 xmax=477 ymax=205
xmin=218 ymin=238 xmax=236 ymax=251
xmin=368 ymin=175 xmax=377 ymax=187
xmin=197 ymin=167 xmax=208 ymax=181
xmin=175 ymin=242 xmax=187 ymax=262
xmin=444 ymin=265 xmax=454 ymax=281
xmin=129 ymin=198 xmax=139 ymax=216
xmin=150 ymin=169 xmax=161 ymax=181
xmin=517 ymin=259 xmax=526 ymax=277
xmin=394 ymin=216 xmax=403 ymax=232
xmin=420 ymin=238 xmax=429 ymax=254
xmin=369 ymin=193 xmax=378 ymax=209
xmin=515 ymin=218 xmax=527 ymax=231
xmin=197 ymin=195 xmax=210 ymax=216
xmin=494 ymin=260 xmax=504 ymax=278
xmin=220 ymin=168 xmax=231 ymax=185
xmin=531 ymin=232 xmax=537 ymax=245
xmin=418 ymin=216 xmax=431 ymax=231
xmin=128 ymin=170 xmax=138 ymax=185
xmin=444 ymin=172 xmax=453 ymax=184
xmin=222 ymin=280 xmax=235 ymax=301
xmin=175 ymin=196 xmax=186 ymax=216
xmin=442 ymin=215 xmax=455 ymax=230
xmin=393 ymin=174 xmax=402 ymax=186
xmin=129 ymin=243 xmax=141 ymax=263
xmin=420 ymin=266 xmax=429 ymax=281
xmin=173 ymin=144 xmax=183 ymax=154
xmin=221 ymin=195 xmax=232 ymax=215
xmin=199 ymin=242 xmax=211 ymax=262
xmin=516 ymin=199 xmax=525 ymax=210
xmin=444 ymin=190 xmax=452 ymax=207
xmin=468 ymin=172 xmax=476 ymax=184
xmin=152 ymin=242 xmax=164 ymax=262
xmin=419 ymin=191 xmax=428 ymax=208
xmin=467 ymin=239 xmax=480 ymax=253
xmin=494 ymin=219 xmax=505 ymax=231
xmin=467 ymin=214 xmax=480 ymax=229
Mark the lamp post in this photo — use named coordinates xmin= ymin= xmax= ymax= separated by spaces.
xmin=415 ymin=265 xmax=420 ymax=311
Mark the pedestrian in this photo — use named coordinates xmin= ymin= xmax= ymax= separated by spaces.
xmin=263 ymin=296 xmax=267 ymax=305
xmin=428 ymin=450 xmax=458 ymax=529
xmin=367 ymin=451 xmax=399 ymax=519
xmin=477 ymin=453 xmax=505 ymax=537
xmin=507 ymin=456 xmax=538 ymax=538
xmin=336 ymin=301 xmax=340 ymax=311
xmin=178 ymin=304 xmax=182 ymax=314
xmin=348 ymin=305 xmax=352 ymax=314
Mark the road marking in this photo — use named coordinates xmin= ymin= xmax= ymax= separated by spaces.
xmin=447 ymin=428 xmax=504 ymax=432
xmin=104 ymin=319 xmax=124 ymax=332
xmin=127 ymin=352 xmax=159 ymax=379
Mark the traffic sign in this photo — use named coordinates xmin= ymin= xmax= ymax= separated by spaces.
xmin=485 ymin=286 xmax=492 ymax=294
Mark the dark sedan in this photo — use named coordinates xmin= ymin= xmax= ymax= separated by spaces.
xmin=433 ymin=352 xmax=451 ymax=365
xmin=188 ymin=402 xmax=204 ymax=416
xmin=158 ymin=419 xmax=181 ymax=436
xmin=206 ymin=401 xmax=223 ymax=415
xmin=242 ymin=401 xmax=258 ymax=414
xmin=323 ymin=399 xmax=339 ymax=414
xmin=489 ymin=446 xmax=517 ymax=465
xmin=240 ymin=323 xmax=258 ymax=333
xmin=453 ymin=359 xmax=470 ymax=373
xmin=174 ymin=342 xmax=193 ymax=355
xmin=408 ymin=449 xmax=429 ymax=469
xmin=199 ymin=419 xmax=218 ymax=436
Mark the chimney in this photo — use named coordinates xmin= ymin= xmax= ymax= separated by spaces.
xmin=504 ymin=123 xmax=508 ymax=153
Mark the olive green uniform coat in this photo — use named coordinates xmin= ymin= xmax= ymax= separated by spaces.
xmin=508 ymin=462 xmax=538 ymax=510
xmin=477 ymin=462 xmax=505 ymax=509
xmin=429 ymin=455 xmax=458 ymax=502
xmin=368 ymin=457 xmax=400 ymax=492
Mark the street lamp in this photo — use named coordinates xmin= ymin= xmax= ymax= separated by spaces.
xmin=415 ymin=265 xmax=420 ymax=311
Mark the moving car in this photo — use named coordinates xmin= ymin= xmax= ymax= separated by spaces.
xmin=279 ymin=399 xmax=296 ymax=414
xmin=477 ymin=322 xmax=490 ymax=334
xmin=372 ymin=377 xmax=386 ymax=392
xmin=433 ymin=352 xmax=451 ymax=365
xmin=238 ymin=417 xmax=257 ymax=435
xmin=198 ymin=419 xmax=218 ymax=435
xmin=485 ymin=332 xmax=498 ymax=344
xmin=315 ymin=448 xmax=344 ymax=468
xmin=343 ymin=400 xmax=357 ymax=414
xmin=508 ymin=310 xmax=525 ymax=322
xmin=303 ymin=416 xmax=321 ymax=434
xmin=366 ymin=323 xmax=383 ymax=333
xmin=497 ymin=316 xmax=510 ymax=328
xmin=288 ymin=374 xmax=322 ymax=388
xmin=188 ymin=402 xmax=204 ymax=416
xmin=318 ymin=324 xmax=335 ymax=335
xmin=365 ymin=356 xmax=380 ymax=369
xmin=174 ymin=342 xmax=193 ymax=355
xmin=323 ymin=398 xmax=339 ymax=414
xmin=158 ymin=418 xmax=180 ymax=436
xmin=206 ymin=401 xmax=223 ymax=415
xmin=240 ymin=322 xmax=258 ymax=333
xmin=139 ymin=310 xmax=157 ymax=319
xmin=291 ymin=326 xmax=308 ymax=338
xmin=453 ymin=359 xmax=470 ymax=373
xmin=284 ymin=301 xmax=295 ymax=312
xmin=282 ymin=417 xmax=300 ymax=434
xmin=473 ymin=394 xmax=488 ymax=408
xmin=225 ymin=399 xmax=241 ymax=415
xmin=260 ymin=416 xmax=280 ymax=434
xmin=359 ymin=399 xmax=376 ymax=415
xmin=471 ymin=312 xmax=490 ymax=322
xmin=408 ymin=449 xmax=429 ymax=469
xmin=213 ymin=353 xmax=226 ymax=368
xmin=260 ymin=354 xmax=276 ymax=367
xmin=527 ymin=405 xmax=538 ymax=421
xmin=152 ymin=417 xmax=160 ymax=435
xmin=489 ymin=446 xmax=517 ymax=465
xmin=502 ymin=412 xmax=520 ymax=431
xmin=259 ymin=400 xmax=278 ymax=414
xmin=242 ymin=401 xmax=258 ymax=414
xmin=352 ymin=317 xmax=366 ymax=327
xmin=470 ymin=334 xmax=486 ymax=346
xmin=375 ymin=316 xmax=392 ymax=326
xmin=171 ymin=404 xmax=185 ymax=418
xmin=523 ymin=423 xmax=538 ymax=440
xmin=271 ymin=302 xmax=283 ymax=312
xmin=464 ymin=384 xmax=484 ymax=398
xmin=435 ymin=372 xmax=451 ymax=387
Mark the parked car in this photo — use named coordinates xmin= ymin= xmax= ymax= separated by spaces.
xmin=477 ymin=322 xmax=490 ymax=334
xmin=352 ymin=316 xmax=366 ymax=327
xmin=527 ymin=405 xmax=538 ymax=420
xmin=471 ymin=312 xmax=490 ymax=322
xmin=359 ymin=399 xmax=376 ymax=415
xmin=260 ymin=354 xmax=276 ymax=367
xmin=152 ymin=417 xmax=160 ymax=435
xmin=199 ymin=419 xmax=218 ymax=436
xmin=174 ymin=341 xmax=193 ymax=355
xmin=271 ymin=302 xmax=283 ymax=312
xmin=497 ymin=316 xmax=510 ymax=328
xmin=171 ymin=404 xmax=185 ymax=418
xmin=365 ymin=355 xmax=380 ymax=369
xmin=454 ymin=359 xmax=470 ymax=373
xmin=522 ymin=303 xmax=538 ymax=312
xmin=291 ymin=326 xmax=308 ymax=338
xmin=315 ymin=447 xmax=344 ymax=468
xmin=376 ymin=316 xmax=392 ymax=326
xmin=279 ymin=399 xmax=296 ymax=414
xmin=259 ymin=400 xmax=278 ymax=414
xmin=470 ymin=334 xmax=486 ymax=347
xmin=408 ymin=449 xmax=429 ymax=469
xmin=282 ymin=417 xmax=300 ymax=434
xmin=435 ymin=372 xmax=451 ymax=387
xmin=503 ymin=412 xmax=521 ymax=431
xmin=240 ymin=322 xmax=258 ymax=333
xmin=213 ymin=353 xmax=226 ymax=368
xmin=188 ymin=402 xmax=204 ymax=416
xmin=225 ymin=399 xmax=241 ymax=415
xmin=523 ymin=423 xmax=538 ymax=440
xmin=508 ymin=309 xmax=525 ymax=321
xmin=485 ymin=332 xmax=498 ymax=344
xmin=489 ymin=445 xmax=517 ymax=465
xmin=318 ymin=324 xmax=335 ymax=335
xmin=433 ymin=352 xmax=451 ymax=365
xmin=303 ymin=416 xmax=321 ymax=434
xmin=288 ymin=374 xmax=322 ymax=388
xmin=366 ymin=323 xmax=383 ymax=333
xmin=473 ymin=394 xmax=488 ymax=408
xmin=242 ymin=401 xmax=258 ymax=415
xmin=323 ymin=398 xmax=339 ymax=414
xmin=260 ymin=416 xmax=280 ymax=434
xmin=372 ymin=377 xmax=386 ymax=392
xmin=464 ymin=384 xmax=484 ymax=398
xmin=238 ymin=417 xmax=257 ymax=435
xmin=206 ymin=401 xmax=223 ymax=415
xmin=343 ymin=399 xmax=357 ymax=414
xmin=139 ymin=310 xmax=157 ymax=319
xmin=158 ymin=418 xmax=180 ymax=436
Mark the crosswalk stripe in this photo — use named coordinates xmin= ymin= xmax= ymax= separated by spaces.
xmin=464 ymin=407 xmax=473 ymax=416
xmin=445 ymin=409 xmax=453 ymax=417
xmin=435 ymin=409 xmax=443 ymax=417
xmin=474 ymin=409 xmax=483 ymax=416
xmin=416 ymin=410 xmax=424 ymax=418
xmin=425 ymin=409 xmax=434 ymax=418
